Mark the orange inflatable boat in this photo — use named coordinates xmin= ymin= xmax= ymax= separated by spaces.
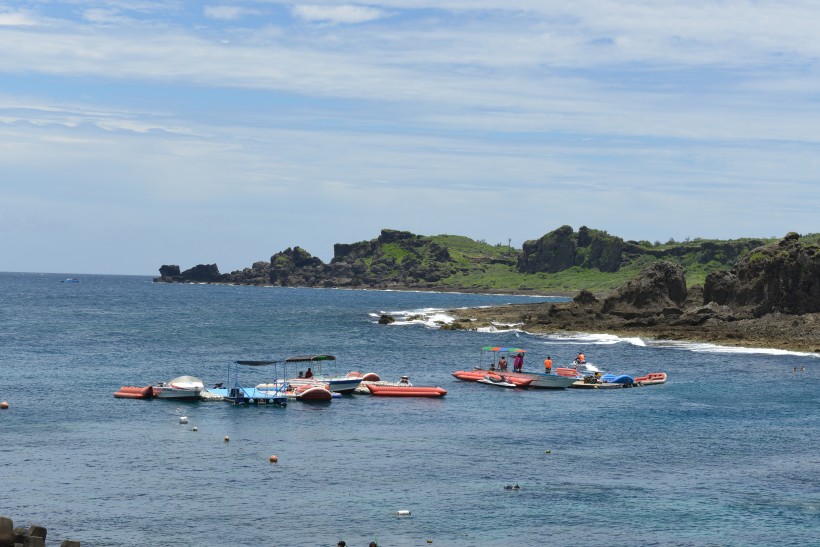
xmin=366 ymin=384 xmax=447 ymax=397
xmin=113 ymin=385 xmax=154 ymax=399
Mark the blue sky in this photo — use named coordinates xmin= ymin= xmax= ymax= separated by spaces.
xmin=1 ymin=1 xmax=818 ymax=275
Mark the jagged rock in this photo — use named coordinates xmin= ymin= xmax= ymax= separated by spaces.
xmin=703 ymin=234 xmax=820 ymax=316
xmin=179 ymin=264 xmax=223 ymax=282
xmin=519 ymin=225 xmax=624 ymax=274
xmin=269 ymin=247 xmax=327 ymax=286
xmin=378 ymin=314 xmax=395 ymax=324
xmin=158 ymin=265 xmax=180 ymax=277
xmin=602 ymin=262 xmax=687 ymax=318
xmin=519 ymin=225 xmax=577 ymax=273
xmin=574 ymin=289 xmax=599 ymax=305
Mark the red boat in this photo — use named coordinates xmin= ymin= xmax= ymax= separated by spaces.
xmin=113 ymin=385 xmax=153 ymax=399
xmin=452 ymin=370 xmax=486 ymax=381
xmin=452 ymin=370 xmax=532 ymax=387
xmin=634 ymin=372 xmax=667 ymax=385
xmin=365 ymin=384 xmax=447 ymax=397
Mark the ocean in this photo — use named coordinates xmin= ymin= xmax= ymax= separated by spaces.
xmin=1 ymin=272 xmax=818 ymax=546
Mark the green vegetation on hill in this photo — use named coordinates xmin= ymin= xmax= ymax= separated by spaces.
xmin=426 ymin=230 xmax=787 ymax=294
xmin=162 ymin=227 xmax=818 ymax=296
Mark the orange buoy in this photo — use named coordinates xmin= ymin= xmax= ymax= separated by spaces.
xmin=0 ymin=401 xmax=8 ymax=410
xmin=269 ymin=455 xmax=279 ymax=463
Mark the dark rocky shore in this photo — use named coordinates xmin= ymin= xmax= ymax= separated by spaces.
xmin=446 ymin=234 xmax=820 ymax=353
xmin=0 ymin=515 xmax=80 ymax=546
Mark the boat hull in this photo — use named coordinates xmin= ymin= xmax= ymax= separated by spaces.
xmin=152 ymin=376 xmax=205 ymax=400
xmin=287 ymin=377 xmax=362 ymax=394
xmin=365 ymin=384 xmax=447 ymax=397
xmin=152 ymin=387 xmax=202 ymax=399
xmin=113 ymin=385 xmax=153 ymax=399
xmin=471 ymin=369 xmax=577 ymax=389
xmin=634 ymin=372 xmax=667 ymax=385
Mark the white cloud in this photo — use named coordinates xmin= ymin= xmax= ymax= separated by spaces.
xmin=2 ymin=1 xmax=820 ymax=273
xmin=0 ymin=9 xmax=38 ymax=26
xmin=204 ymin=5 xmax=258 ymax=21
xmin=291 ymin=4 xmax=387 ymax=24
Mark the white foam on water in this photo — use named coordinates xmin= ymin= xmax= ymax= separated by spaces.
xmin=529 ymin=330 xmax=818 ymax=358
xmin=373 ymin=307 xmax=458 ymax=328
xmin=474 ymin=323 xmax=524 ymax=334
xmin=646 ymin=339 xmax=820 ymax=358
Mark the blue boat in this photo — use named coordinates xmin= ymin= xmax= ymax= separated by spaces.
xmin=208 ymin=361 xmax=287 ymax=406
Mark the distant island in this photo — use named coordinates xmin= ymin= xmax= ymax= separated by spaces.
xmin=155 ymin=227 xmax=820 ymax=352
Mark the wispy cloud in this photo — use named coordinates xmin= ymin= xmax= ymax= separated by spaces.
xmin=291 ymin=4 xmax=388 ymax=24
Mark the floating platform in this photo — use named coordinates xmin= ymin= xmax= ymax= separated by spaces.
xmin=207 ymin=387 xmax=287 ymax=406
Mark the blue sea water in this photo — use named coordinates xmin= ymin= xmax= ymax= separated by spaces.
xmin=0 ymin=272 xmax=818 ymax=546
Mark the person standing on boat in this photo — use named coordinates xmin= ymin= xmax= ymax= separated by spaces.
xmin=513 ymin=352 xmax=524 ymax=372
xmin=544 ymin=355 xmax=553 ymax=374
xmin=498 ymin=355 xmax=508 ymax=371
xmin=304 ymin=367 xmax=313 ymax=378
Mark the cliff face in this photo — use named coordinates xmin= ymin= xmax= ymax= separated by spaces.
xmin=518 ymin=225 xmax=624 ymax=273
xmin=703 ymin=232 xmax=820 ymax=316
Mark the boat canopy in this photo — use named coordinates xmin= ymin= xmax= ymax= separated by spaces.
xmin=481 ymin=347 xmax=526 ymax=353
xmin=285 ymin=355 xmax=336 ymax=363
xmin=235 ymin=360 xmax=281 ymax=366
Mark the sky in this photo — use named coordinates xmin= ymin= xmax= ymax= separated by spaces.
xmin=1 ymin=1 xmax=819 ymax=275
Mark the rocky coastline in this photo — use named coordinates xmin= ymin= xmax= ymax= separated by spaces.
xmin=446 ymin=234 xmax=820 ymax=354
xmin=156 ymin=230 xmax=819 ymax=353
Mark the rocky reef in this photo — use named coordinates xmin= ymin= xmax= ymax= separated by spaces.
xmin=448 ymin=235 xmax=820 ymax=353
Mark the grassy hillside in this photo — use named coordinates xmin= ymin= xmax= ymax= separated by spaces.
xmin=427 ymin=233 xmax=817 ymax=295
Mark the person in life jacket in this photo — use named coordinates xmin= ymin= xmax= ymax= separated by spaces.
xmin=544 ymin=355 xmax=553 ymax=374
xmin=576 ymin=352 xmax=585 ymax=364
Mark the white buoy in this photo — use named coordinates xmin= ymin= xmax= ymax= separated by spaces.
xmin=396 ymin=510 xmax=411 ymax=516
xmin=179 ymin=416 xmax=188 ymax=424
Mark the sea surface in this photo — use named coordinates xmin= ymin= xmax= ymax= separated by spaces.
xmin=1 ymin=272 xmax=818 ymax=546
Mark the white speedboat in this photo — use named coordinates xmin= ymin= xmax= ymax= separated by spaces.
xmin=151 ymin=375 xmax=204 ymax=399
xmin=285 ymin=354 xmax=362 ymax=394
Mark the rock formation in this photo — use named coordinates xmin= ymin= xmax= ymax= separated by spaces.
xmin=518 ymin=225 xmax=624 ymax=273
xmin=447 ymin=234 xmax=820 ymax=352
xmin=703 ymin=232 xmax=820 ymax=316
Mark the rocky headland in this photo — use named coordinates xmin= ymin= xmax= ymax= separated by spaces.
xmin=446 ymin=233 xmax=820 ymax=353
